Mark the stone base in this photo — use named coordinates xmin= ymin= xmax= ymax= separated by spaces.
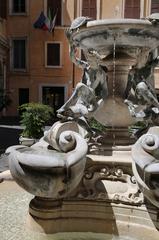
xmin=27 ymin=199 xmax=159 ymax=239
xmin=89 ymin=127 xmax=136 ymax=155
xmin=26 ymin=151 xmax=159 ymax=239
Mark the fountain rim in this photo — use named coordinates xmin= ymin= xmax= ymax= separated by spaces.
xmin=71 ymin=18 xmax=156 ymax=39
xmin=86 ymin=18 xmax=152 ymax=29
xmin=71 ymin=18 xmax=159 ymax=52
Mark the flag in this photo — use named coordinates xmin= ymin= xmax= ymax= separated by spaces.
xmin=33 ymin=11 xmax=50 ymax=31
xmin=33 ymin=9 xmax=58 ymax=33
xmin=48 ymin=8 xmax=52 ymax=22
xmin=33 ymin=11 xmax=46 ymax=29
xmin=43 ymin=16 xmax=50 ymax=31
xmin=49 ymin=9 xmax=58 ymax=33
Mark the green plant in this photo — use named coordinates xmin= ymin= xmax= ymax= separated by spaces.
xmin=19 ymin=102 xmax=53 ymax=139
xmin=88 ymin=117 xmax=106 ymax=132
xmin=128 ymin=121 xmax=148 ymax=137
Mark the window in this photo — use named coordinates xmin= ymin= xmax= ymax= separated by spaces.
xmin=0 ymin=0 xmax=7 ymax=19
xmin=47 ymin=0 xmax=61 ymax=26
xmin=46 ymin=42 xmax=61 ymax=67
xmin=12 ymin=0 xmax=26 ymax=14
xmin=151 ymin=0 xmax=159 ymax=13
xmin=82 ymin=0 xmax=97 ymax=19
xmin=12 ymin=39 xmax=26 ymax=70
xmin=124 ymin=0 xmax=140 ymax=19
xmin=42 ymin=86 xmax=64 ymax=115
xmin=19 ymin=88 xmax=29 ymax=106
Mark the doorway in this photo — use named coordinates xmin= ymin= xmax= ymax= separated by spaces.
xmin=42 ymin=86 xmax=65 ymax=115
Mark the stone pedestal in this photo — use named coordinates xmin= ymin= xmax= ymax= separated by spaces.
xmin=28 ymin=199 xmax=159 ymax=239
xmin=26 ymin=151 xmax=159 ymax=239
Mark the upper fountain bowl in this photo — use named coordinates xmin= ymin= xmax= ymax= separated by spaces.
xmin=72 ymin=18 xmax=159 ymax=66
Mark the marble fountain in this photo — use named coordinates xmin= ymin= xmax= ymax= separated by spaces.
xmin=3 ymin=16 xmax=159 ymax=239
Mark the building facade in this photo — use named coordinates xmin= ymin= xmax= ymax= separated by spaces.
xmin=1 ymin=0 xmax=159 ymax=117
xmin=0 ymin=5 xmax=8 ymax=115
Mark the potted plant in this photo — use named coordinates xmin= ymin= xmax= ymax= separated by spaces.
xmin=19 ymin=102 xmax=53 ymax=146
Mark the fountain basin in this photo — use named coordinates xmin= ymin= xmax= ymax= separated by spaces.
xmin=73 ymin=19 xmax=159 ymax=56
xmin=8 ymin=131 xmax=88 ymax=199
xmin=70 ymin=18 xmax=159 ymax=127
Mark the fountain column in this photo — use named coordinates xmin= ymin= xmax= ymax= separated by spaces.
xmin=92 ymin=54 xmax=137 ymax=146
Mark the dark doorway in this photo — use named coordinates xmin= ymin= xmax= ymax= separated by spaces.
xmin=42 ymin=86 xmax=64 ymax=115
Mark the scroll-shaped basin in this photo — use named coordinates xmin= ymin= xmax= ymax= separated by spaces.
xmin=9 ymin=131 xmax=88 ymax=199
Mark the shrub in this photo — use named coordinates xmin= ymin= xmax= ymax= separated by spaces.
xmin=128 ymin=121 xmax=148 ymax=138
xmin=19 ymin=103 xmax=53 ymax=139
xmin=88 ymin=117 xmax=106 ymax=132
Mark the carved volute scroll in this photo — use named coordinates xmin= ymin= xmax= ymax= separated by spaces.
xmin=132 ymin=127 xmax=159 ymax=208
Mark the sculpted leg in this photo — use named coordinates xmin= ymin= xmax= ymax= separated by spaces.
xmin=57 ymin=83 xmax=97 ymax=118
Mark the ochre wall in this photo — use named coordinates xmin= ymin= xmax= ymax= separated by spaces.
xmin=6 ymin=0 xmax=74 ymax=116
xmin=101 ymin=0 xmax=123 ymax=19
xmin=5 ymin=0 xmax=157 ymax=116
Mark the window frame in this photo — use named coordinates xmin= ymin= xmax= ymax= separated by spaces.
xmin=9 ymin=0 xmax=28 ymax=15
xmin=10 ymin=37 xmax=27 ymax=72
xmin=45 ymin=41 xmax=62 ymax=68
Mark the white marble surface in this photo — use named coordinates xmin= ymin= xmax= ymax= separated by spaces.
xmin=0 ymin=181 xmax=139 ymax=240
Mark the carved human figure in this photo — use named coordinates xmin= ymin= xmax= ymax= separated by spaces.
xmin=57 ymin=28 xmax=108 ymax=121
xmin=124 ymin=51 xmax=159 ymax=120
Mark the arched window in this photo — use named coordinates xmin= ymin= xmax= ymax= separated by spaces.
xmin=124 ymin=0 xmax=140 ymax=19
xmin=82 ymin=0 xmax=97 ymax=19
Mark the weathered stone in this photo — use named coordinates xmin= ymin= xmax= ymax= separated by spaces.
xmin=132 ymin=127 xmax=159 ymax=208
xmin=9 ymin=129 xmax=88 ymax=198
xmin=6 ymin=17 xmax=159 ymax=236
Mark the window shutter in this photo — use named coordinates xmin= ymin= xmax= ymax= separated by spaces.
xmin=124 ymin=0 xmax=140 ymax=19
xmin=13 ymin=0 xmax=26 ymax=13
xmin=47 ymin=43 xmax=60 ymax=66
xmin=151 ymin=0 xmax=159 ymax=13
xmin=0 ymin=0 xmax=7 ymax=19
xmin=19 ymin=88 xmax=29 ymax=106
xmin=82 ymin=0 xmax=97 ymax=19
xmin=47 ymin=0 xmax=61 ymax=26
xmin=13 ymin=40 xmax=26 ymax=69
